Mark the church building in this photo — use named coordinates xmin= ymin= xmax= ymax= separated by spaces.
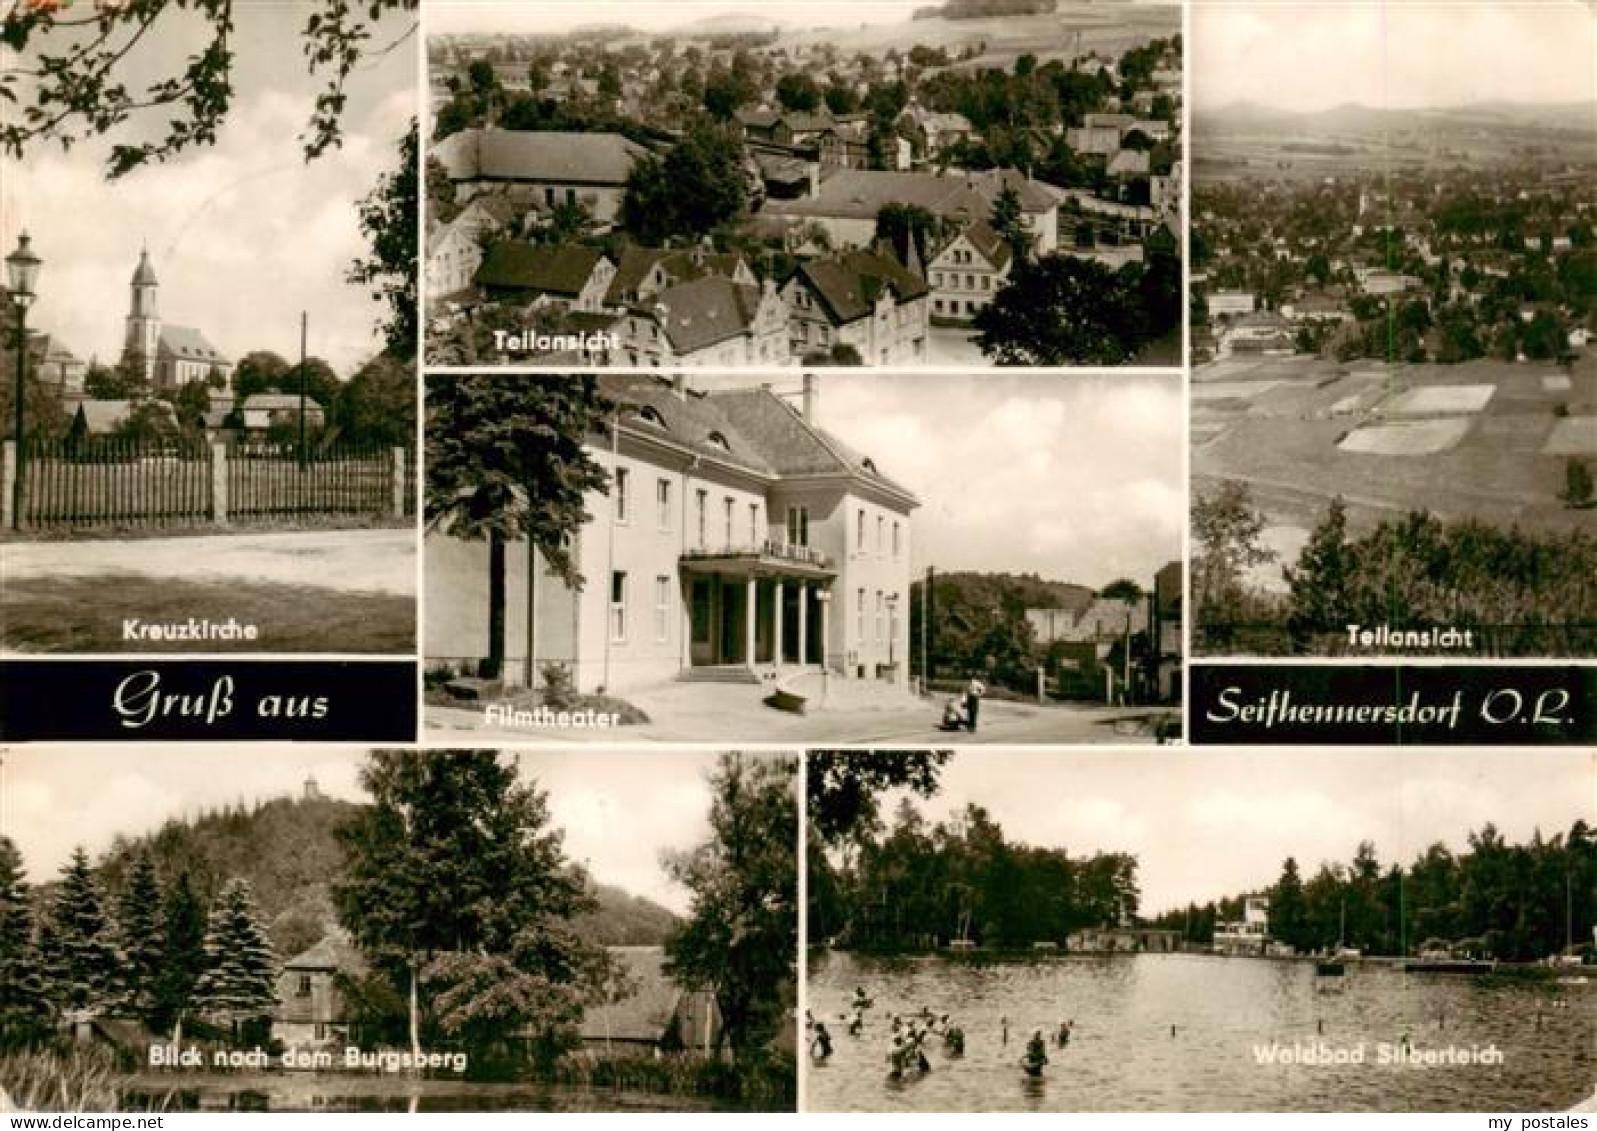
xmin=120 ymin=249 xmax=233 ymax=390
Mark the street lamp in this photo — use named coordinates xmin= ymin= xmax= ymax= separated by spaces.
xmin=7 ymin=232 xmax=42 ymax=530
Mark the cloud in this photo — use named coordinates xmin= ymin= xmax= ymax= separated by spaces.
xmin=0 ymin=4 xmax=415 ymax=376
xmin=816 ymin=375 xmax=1184 ymax=588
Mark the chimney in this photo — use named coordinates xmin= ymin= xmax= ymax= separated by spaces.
xmin=802 ymin=373 xmax=817 ymax=425
xmin=672 ymin=374 xmax=686 ymax=399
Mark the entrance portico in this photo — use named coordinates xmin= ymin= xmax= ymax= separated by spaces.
xmin=682 ymin=541 xmax=835 ymax=673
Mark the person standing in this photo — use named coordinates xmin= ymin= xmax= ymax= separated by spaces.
xmin=964 ymin=673 xmax=986 ymax=732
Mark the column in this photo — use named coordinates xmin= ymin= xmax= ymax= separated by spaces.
xmin=773 ymin=580 xmax=784 ymax=666
xmin=744 ymin=576 xmax=757 ymax=667
xmin=820 ymin=594 xmax=831 ymax=673
xmin=798 ymin=582 xmax=809 ymax=666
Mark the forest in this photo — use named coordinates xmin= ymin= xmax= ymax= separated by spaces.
xmin=1147 ymin=821 xmax=1596 ymax=963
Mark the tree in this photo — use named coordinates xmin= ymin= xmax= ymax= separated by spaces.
xmin=111 ymin=400 xmax=182 ymax=446
xmin=1099 ymin=578 xmax=1143 ymax=602
xmin=975 ymin=256 xmax=1150 ymax=365
xmin=665 ymin=754 xmax=798 ymax=1061
xmin=190 ymin=879 xmax=277 ymax=1041
xmin=808 ymin=750 xmax=953 ymax=848
xmin=37 ymin=847 xmax=119 ymax=1016
xmin=621 ymin=123 xmax=748 ymax=246
xmin=1 ymin=1 xmax=418 ymax=178
xmin=989 ymin=186 xmax=1031 ymax=266
xmin=334 ymin=750 xmax=603 ymax=1061
xmin=425 ymin=377 xmax=611 ymax=679
xmin=232 ymin=351 xmax=293 ymax=401
xmin=874 ymin=204 xmax=944 ymax=269
xmin=114 ymin=852 xmax=167 ymax=1023
xmin=1268 ymin=857 xmax=1310 ymax=952
xmin=1284 ymin=496 xmax=1354 ymax=647
xmin=775 ymin=73 xmax=821 ymax=113
xmin=349 ymin=120 xmax=420 ymax=361
xmin=83 ymin=364 xmax=149 ymax=401
xmin=0 ymin=837 xmax=51 ymax=1049
xmin=171 ymin=382 xmax=213 ymax=432
xmin=156 ymin=870 xmax=208 ymax=1038
xmin=334 ymin=354 xmax=415 ymax=449
xmin=1192 ymin=480 xmax=1274 ymax=645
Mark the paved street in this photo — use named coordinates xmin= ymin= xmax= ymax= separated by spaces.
xmin=427 ymin=679 xmax=1166 ymax=745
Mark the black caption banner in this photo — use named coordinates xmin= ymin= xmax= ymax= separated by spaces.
xmin=1191 ymin=664 xmax=1596 ymax=745
xmin=0 ymin=659 xmax=417 ymax=742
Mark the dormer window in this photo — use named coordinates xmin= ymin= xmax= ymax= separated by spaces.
xmin=862 ymin=457 xmax=878 ymax=473
xmin=706 ymin=431 xmax=730 ymax=452
xmin=637 ymin=405 xmax=666 ymax=428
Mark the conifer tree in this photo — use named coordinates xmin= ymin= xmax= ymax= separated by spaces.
xmin=38 ymin=846 xmax=120 ymax=1017
xmin=190 ymin=879 xmax=278 ymax=1040
xmin=155 ymin=871 xmax=208 ymax=1037
xmin=0 ymin=837 xmax=52 ymax=1048
xmin=114 ymin=851 xmax=166 ymax=1022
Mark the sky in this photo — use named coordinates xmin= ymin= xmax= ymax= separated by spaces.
xmin=0 ymin=747 xmax=739 ymax=915
xmin=429 ymin=0 xmax=931 ymax=36
xmin=871 ymin=748 xmax=1596 ymax=916
xmin=692 ymin=373 xmax=1184 ymax=590
xmin=0 ymin=2 xmax=418 ymax=376
xmin=1195 ymin=2 xmax=1597 ymax=113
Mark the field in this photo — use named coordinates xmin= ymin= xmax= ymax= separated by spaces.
xmin=774 ymin=6 xmax=1177 ymax=65
xmin=1192 ymin=355 xmax=1597 ymax=589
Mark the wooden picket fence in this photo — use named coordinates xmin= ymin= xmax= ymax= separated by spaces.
xmin=12 ymin=438 xmax=411 ymax=531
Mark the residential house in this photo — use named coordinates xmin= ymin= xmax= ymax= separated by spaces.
xmin=782 ymin=249 xmax=929 ymax=365
xmin=273 ymin=933 xmax=367 ymax=1047
xmin=426 ymin=196 xmax=516 ymax=301
xmin=896 ymin=100 xmax=976 ymax=163
xmin=475 ymin=243 xmax=617 ymax=312
xmin=579 ymin=947 xmax=721 ymax=1057
xmin=926 ymin=220 xmax=1013 ymax=322
xmin=27 ymin=331 xmax=87 ymax=397
xmin=604 ymin=246 xmax=756 ymax=309
xmin=1206 ymin=290 xmax=1257 ymax=318
xmin=1222 ymin=310 xmax=1293 ymax=355
xmin=611 ymin=276 xmax=789 ymax=367
xmin=1106 ymin=148 xmax=1151 ymax=180
xmin=736 ymin=108 xmax=870 ymax=172
xmin=762 ymin=168 xmax=1061 ymax=254
xmin=239 ymin=393 xmax=327 ymax=435
xmin=426 ymin=374 xmax=919 ymax=693
xmin=1065 ymin=125 xmax=1123 ymax=156
xmin=431 ymin=128 xmax=649 ymax=221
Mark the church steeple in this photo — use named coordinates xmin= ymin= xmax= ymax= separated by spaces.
xmin=124 ymin=245 xmax=161 ymax=384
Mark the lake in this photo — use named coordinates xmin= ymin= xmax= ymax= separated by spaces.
xmin=806 ymin=951 xmax=1594 ymax=1112
xmin=123 ymin=1074 xmax=730 ymax=1113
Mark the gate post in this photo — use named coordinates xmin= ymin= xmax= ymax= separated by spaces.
xmin=391 ymin=446 xmax=406 ymax=518
xmin=211 ymin=443 xmax=228 ymax=525
xmin=1 ymin=440 xmax=15 ymax=530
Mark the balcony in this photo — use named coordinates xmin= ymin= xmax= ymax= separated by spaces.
xmin=680 ymin=539 xmax=835 ymax=578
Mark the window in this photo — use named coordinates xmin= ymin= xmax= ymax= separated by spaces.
xmin=749 ymin=502 xmax=761 ymax=545
xmin=786 ymin=505 xmax=809 ymax=547
xmin=723 ymin=496 xmax=734 ymax=547
xmin=654 ymin=575 xmax=670 ymax=642
xmin=875 ymin=591 xmax=885 ymax=643
xmin=614 ymin=467 xmax=629 ymax=524
xmin=889 ymin=591 xmax=900 ymax=645
xmin=696 ymin=489 xmax=707 ymax=547
xmin=610 ymin=571 xmax=628 ymax=641
xmin=876 ymin=515 xmax=884 ymax=553
xmin=856 ymin=588 xmax=866 ymax=640
xmin=893 ymin=520 xmax=901 ymax=557
xmin=856 ymin=508 xmax=866 ymax=551
xmin=296 ymin=974 xmax=312 ymax=998
xmin=656 ymin=478 xmax=672 ymax=531
xmin=707 ymin=430 xmax=730 ymax=451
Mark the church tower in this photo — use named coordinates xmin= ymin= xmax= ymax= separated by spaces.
xmin=123 ymin=248 xmax=161 ymax=385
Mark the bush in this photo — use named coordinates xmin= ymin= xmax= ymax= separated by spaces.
xmin=1563 ymin=458 xmax=1594 ymax=508
xmin=539 ymin=662 xmax=576 ymax=712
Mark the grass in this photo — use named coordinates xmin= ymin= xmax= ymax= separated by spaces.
xmin=0 ymin=1048 xmax=171 ymax=1114
xmin=2 ymin=574 xmax=414 ymax=653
